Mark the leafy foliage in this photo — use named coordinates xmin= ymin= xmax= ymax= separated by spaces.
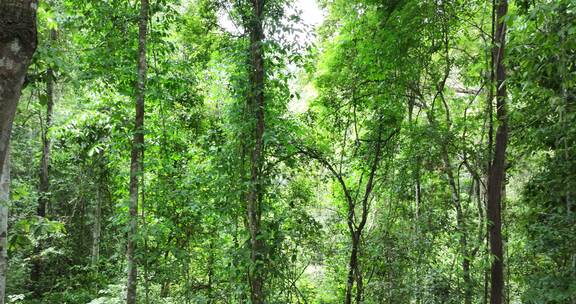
xmin=3 ymin=0 xmax=574 ymax=303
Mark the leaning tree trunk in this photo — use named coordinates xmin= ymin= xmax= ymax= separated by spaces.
xmin=487 ymin=0 xmax=508 ymax=303
xmin=126 ymin=0 xmax=148 ymax=303
xmin=246 ymin=0 xmax=266 ymax=303
xmin=0 ymin=1 xmax=38 ymax=302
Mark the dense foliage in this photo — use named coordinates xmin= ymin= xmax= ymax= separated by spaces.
xmin=0 ymin=0 xmax=574 ymax=303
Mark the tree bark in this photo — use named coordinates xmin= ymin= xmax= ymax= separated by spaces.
xmin=487 ymin=0 xmax=508 ymax=303
xmin=343 ymin=126 xmax=391 ymax=304
xmin=444 ymin=154 xmax=472 ymax=304
xmin=246 ymin=0 xmax=266 ymax=303
xmin=0 ymin=152 xmax=9 ymax=304
xmin=38 ymin=67 xmax=53 ymax=216
xmin=91 ymin=173 xmax=103 ymax=267
xmin=0 ymin=3 xmax=37 ymax=301
xmin=0 ymin=0 xmax=38 ymax=180
xmin=345 ymin=232 xmax=359 ymax=304
xmin=126 ymin=0 xmax=148 ymax=302
xmin=30 ymin=59 xmax=55 ymax=295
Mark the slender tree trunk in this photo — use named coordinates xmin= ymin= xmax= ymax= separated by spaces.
xmin=487 ymin=0 xmax=508 ymax=303
xmin=247 ymin=1 xmax=266 ymax=303
xmin=38 ymin=31 xmax=55 ymax=218
xmin=31 ymin=45 xmax=56 ymax=296
xmin=345 ymin=127 xmax=388 ymax=304
xmin=445 ymin=155 xmax=472 ymax=304
xmin=126 ymin=0 xmax=148 ymax=302
xmin=414 ymin=173 xmax=422 ymax=304
xmin=354 ymin=234 xmax=364 ymax=304
xmin=462 ymin=246 xmax=472 ymax=304
xmin=0 ymin=152 xmax=9 ymax=304
xmin=91 ymin=153 xmax=107 ymax=267
xmin=160 ymin=281 xmax=170 ymax=298
xmin=345 ymin=232 xmax=358 ymax=304
xmin=207 ymin=238 xmax=214 ymax=303
xmin=484 ymin=4 xmax=495 ymax=303
xmin=415 ymin=175 xmax=421 ymax=221
xmin=427 ymin=105 xmax=473 ymax=304
xmin=91 ymin=174 xmax=102 ymax=267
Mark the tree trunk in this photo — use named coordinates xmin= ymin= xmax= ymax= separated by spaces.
xmin=487 ymin=0 xmax=508 ymax=303
xmin=91 ymin=176 xmax=102 ymax=267
xmin=427 ymin=104 xmax=473 ymax=304
xmin=38 ymin=67 xmax=53 ymax=216
xmin=0 ymin=2 xmax=37 ymax=298
xmin=126 ymin=0 xmax=148 ymax=302
xmin=0 ymin=152 xmax=9 ymax=304
xmin=463 ymin=249 xmax=472 ymax=304
xmin=345 ymin=232 xmax=358 ymax=304
xmin=0 ymin=0 xmax=38 ymax=179
xmin=443 ymin=153 xmax=473 ymax=304
xmin=355 ymin=263 xmax=363 ymax=304
xmin=415 ymin=174 xmax=421 ymax=221
xmin=30 ymin=61 xmax=55 ymax=295
xmin=344 ymin=127 xmax=388 ymax=304
xmin=247 ymin=0 xmax=266 ymax=303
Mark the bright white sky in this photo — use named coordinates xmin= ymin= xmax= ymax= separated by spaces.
xmin=296 ymin=0 xmax=324 ymax=27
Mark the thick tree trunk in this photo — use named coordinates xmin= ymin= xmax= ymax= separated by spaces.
xmin=126 ymin=0 xmax=148 ymax=303
xmin=487 ymin=0 xmax=508 ymax=303
xmin=0 ymin=153 xmax=9 ymax=304
xmin=247 ymin=1 xmax=266 ymax=303
xmin=0 ymin=3 xmax=38 ymax=301
xmin=0 ymin=0 xmax=38 ymax=179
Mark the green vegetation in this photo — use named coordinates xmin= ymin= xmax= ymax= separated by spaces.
xmin=0 ymin=0 xmax=574 ymax=303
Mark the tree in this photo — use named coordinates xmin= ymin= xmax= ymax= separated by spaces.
xmin=126 ymin=0 xmax=149 ymax=302
xmin=246 ymin=0 xmax=266 ymax=302
xmin=0 ymin=1 xmax=38 ymax=302
xmin=30 ymin=28 xmax=57 ymax=297
xmin=0 ymin=0 xmax=38 ymax=178
xmin=0 ymin=0 xmax=574 ymax=303
xmin=487 ymin=0 xmax=508 ymax=303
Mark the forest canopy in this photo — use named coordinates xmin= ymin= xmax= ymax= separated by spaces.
xmin=0 ymin=0 xmax=574 ymax=303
